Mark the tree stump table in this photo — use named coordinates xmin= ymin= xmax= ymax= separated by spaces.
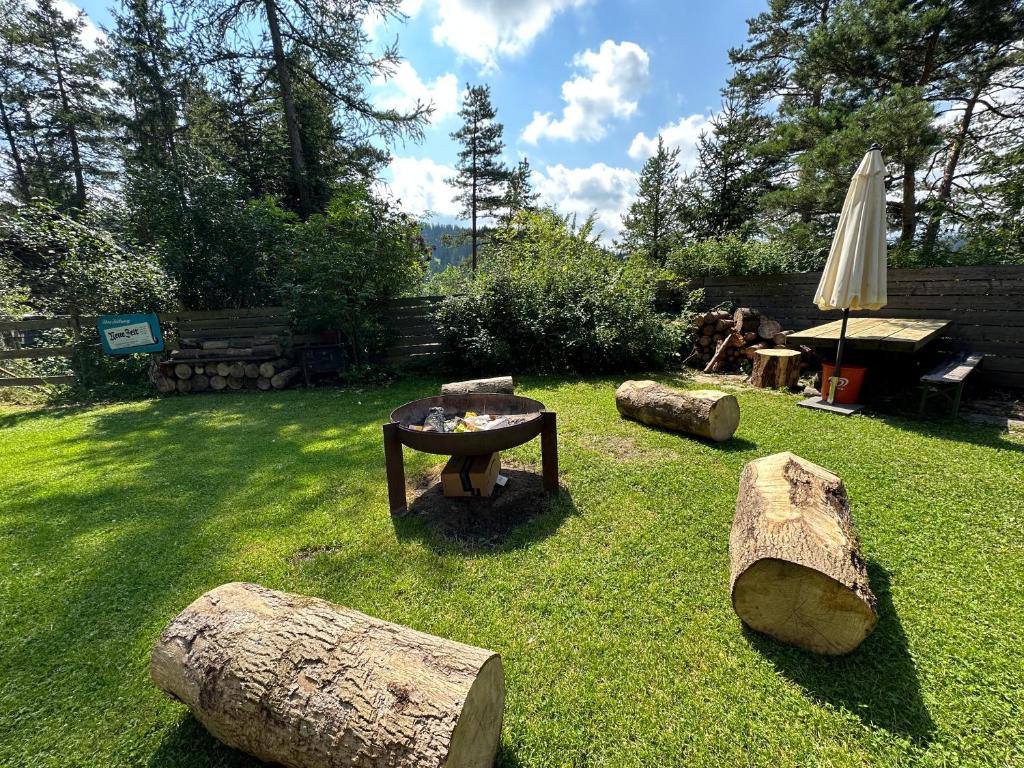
xmin=383 ymin=393 xmax=558 ymax=514
xmin=750 ymin=348 xmax=801 ymax=389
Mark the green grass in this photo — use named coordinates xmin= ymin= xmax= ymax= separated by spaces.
xmin=1 ymin=375 xmax=1022 ymax=767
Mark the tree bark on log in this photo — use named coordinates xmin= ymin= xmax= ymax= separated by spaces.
xmin=440 ymin=376 xmax=514 ymax=396
xmin=151 ymin=583 xmax=504 ymax=768
xmin=730 ymin=452 xmax=878 ymax=655
xmin=271 ymin=366 xmax=301 ymax=389
xmin=750 ymin=349 xmax=801 ymax=389
xmin=615 ymin=380 xmax=740 ymax=442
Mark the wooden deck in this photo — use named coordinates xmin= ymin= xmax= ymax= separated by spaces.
xmin=787 ymin=317 xmax=951 ymax=353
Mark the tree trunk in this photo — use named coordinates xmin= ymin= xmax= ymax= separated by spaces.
xmin=615 ymin=379 xmax=740 ymax=442
xmin=750 ymin=349 xmax=801 ymax=389
xmin=899 ymin=160 xmax=916 ymax=247
xmin=49 ymin=38 xmax=86 ymax=207
xmin=730 ymin=452 xmax=878 ymax=655
xmin=263 ymin=0 xmax=312 ymax=217
xmin=441 ymin=376 xmax=514 ymax=396
xmin=471 ymin=137 xmax=478 ymax=271
xmin=0 ymin=93 xmax=29 ymax=200
xmin=923 ymin=83 xmax=982 ymax=254
xmin=151 ymin=582 xmax=504 ymax=768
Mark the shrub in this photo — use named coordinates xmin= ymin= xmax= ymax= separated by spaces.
xmin=666 ymin=234 xmax=821 ymax=278
xmin=434 ymin=210 xmax=681 ymax=374
xmin=283 ymin=184 xmax=427 ymax=362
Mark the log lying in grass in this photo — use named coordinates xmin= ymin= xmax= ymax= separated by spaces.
xmin=750 ymin=348 xmax=801 ymax=389
xmin=271 ymin=366 xmax=301 ymax=389
xmin=615 ymin=380 xmax=740 ymax=442
xmin=151 ymin=582 xmax=505 ymax=768
xmin=441 ymin=376 xmax=515 ymax=396
xmin=730 ymin=452 xmax=878 ymax=655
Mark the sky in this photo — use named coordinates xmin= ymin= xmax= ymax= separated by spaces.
xmin=73 ymin=0 xmax=765 ymax=239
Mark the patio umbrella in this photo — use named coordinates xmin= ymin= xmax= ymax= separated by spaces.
xmin=813 ymin=144 xmax=888 ymax=404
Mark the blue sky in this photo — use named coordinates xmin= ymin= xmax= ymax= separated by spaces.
xmin=73 ymin=0 xmax=764 ymax=238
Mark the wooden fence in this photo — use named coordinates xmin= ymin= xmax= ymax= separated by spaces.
xmin=381 ymin=296 xmax=445 ymax=366
xmin=0 ymin=307 xmax=292 ymax=388
xmin=696 ymin=264 xmax=1024 ymax=388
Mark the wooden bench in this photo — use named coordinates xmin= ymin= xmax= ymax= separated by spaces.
xmin=918 ymin=352 xmax=983 ymax=418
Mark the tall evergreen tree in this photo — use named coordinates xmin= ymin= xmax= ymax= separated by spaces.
xmin=181 ymin=0 xmax=430 ymax=218
xmin=501 ymin=157 xmax=539 ymax=225
xmin=680 ymin=98 xmax=782 ymax=241
xmin=619 ymin=136 xmax=681 ymax=263
xmin=448 ymin=84 xmax=508 ymax=270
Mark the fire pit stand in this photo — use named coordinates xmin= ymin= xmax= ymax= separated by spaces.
xmin=383 ymin=393 xmax=558 ymax=514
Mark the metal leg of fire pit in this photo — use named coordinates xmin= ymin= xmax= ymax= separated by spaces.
xmin=540 ymin=411 xmax=559 ymax=495
xmin=382 ymin=422 xmax=407 ymax=514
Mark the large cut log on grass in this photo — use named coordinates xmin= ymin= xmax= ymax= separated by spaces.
xmin=730 ymin=452 xmax=878 ymax=655
xmin=151 ymin=583 xmax=504 ymax=768
xmin=615 ymin=380 xmax=740 ymax=442
xmin=750 ymin=348 xmax=801 ymax=389
xmin=441 ymin=376 xmax=514 ymax=396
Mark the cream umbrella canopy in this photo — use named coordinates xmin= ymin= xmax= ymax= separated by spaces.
xmin=814 ymin=144 xmax=888 ymax=403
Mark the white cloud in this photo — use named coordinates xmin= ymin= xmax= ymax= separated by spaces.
xmin=522 ymin=40 xmax=649 ymax=144
xmin=628 ymin=112 xmax=713 ymax=171
xmin=431 ymin=0 xmax=588 ymax=71
xmin=54 ymin=0 xmax=104 ymax=49
xmin=373 ymin=61 xmax=459 ymax=124
xmin=534 ymin=162 xmax=637 ymax=239
xmin=381 ymin=156 xmax=461 ymax=220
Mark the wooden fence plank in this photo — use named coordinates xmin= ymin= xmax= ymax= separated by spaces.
xmin=0 ymin=375 xmax=75 ymax=386
xmin=0 ymin=346 xmax=74 ymax=360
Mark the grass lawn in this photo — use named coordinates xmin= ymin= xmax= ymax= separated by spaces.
xmin=1 ymin=375 xmax=1022 ymax=767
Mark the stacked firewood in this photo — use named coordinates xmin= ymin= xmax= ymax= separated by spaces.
xmin=152 ymin=334 xmax=301 ymax=394
xmin=686 ymin=307 xmax=792 ymax=373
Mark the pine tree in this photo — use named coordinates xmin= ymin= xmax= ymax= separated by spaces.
xmin=619 ymin=136 xmax=681 ymax=263
xmin=448 ymin=84 xmax=508 ymax=270
xmin=17 ymin=0 xmax=114 ymax=209
xmin=182 ymin=0 xmax=430 ymax=218
xmin=680 ymin=98 xmax=781 ymax=241
xmin=501 ymin=158 xmax=539 ymax=225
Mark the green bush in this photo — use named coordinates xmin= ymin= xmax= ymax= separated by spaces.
xmin=666 ymin=234 xmax=821 ymax=278
xmin=283 ymin=184 xmax=427 ymax=362
xmin=434 ymin=210 xmax=681 ymax=374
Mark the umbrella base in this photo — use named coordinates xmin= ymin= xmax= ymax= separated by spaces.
xmin=798 ymin=397 xmax=865 ymax=416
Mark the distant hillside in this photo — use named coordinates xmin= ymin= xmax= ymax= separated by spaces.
xmin=420 ymin=222 xmax=471 ymax=272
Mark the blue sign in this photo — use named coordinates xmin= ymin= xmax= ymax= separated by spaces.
xmin=97 ymin=313 xmax=165 ymax=355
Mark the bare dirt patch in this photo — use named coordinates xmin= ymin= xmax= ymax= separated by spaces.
xmin=579 ymin=432 xmax=674 ymax=462
xmin=403 ymin=459 xmax=558 ymax=547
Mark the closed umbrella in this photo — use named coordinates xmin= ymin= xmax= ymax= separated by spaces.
xmin=813 ymin=144 xmax=888 ymax=404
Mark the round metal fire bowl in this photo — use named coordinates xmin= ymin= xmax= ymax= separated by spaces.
xmin=389 ymin=393 xmax=545 ymax=455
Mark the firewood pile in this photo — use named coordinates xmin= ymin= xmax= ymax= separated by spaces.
xmin=686 ymin=307 xmax=810 ymax=374
xmin=151 ymin=333 xmax=301 ymax=394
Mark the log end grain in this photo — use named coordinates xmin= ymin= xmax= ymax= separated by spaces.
xmin=730 ymin=452 xmax=878 ymax=655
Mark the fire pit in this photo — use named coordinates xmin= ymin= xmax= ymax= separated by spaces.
xmin=383 ymin=393 xmax=558 ymax=513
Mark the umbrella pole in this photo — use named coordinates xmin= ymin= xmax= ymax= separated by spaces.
xmin=827 ymin=308 xmax=850 ymax=404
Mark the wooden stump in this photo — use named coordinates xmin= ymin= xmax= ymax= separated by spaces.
xmin=441 ymin=376 xmax=514 ymax=396
xmin=730 ymin=452 xmax=878 ymax=655
xmin=151 ymin=583 xmax=504 ymax=768
xmin=615 ymin=380 xmax=740 ymax=442
xmin=750 ymin=349 xmax=801 ymax=389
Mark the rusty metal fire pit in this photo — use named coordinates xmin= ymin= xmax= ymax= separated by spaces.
xmin=383 ymin=393 xmax=558 ymax=513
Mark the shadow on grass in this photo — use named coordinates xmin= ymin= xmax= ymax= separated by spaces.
xmin=744 ymin=561 xmax=935 ymax=745
xmin=617 ymin=417 xmax=759 ymax=453
xmin=876 ymin=410 xmax=1024 ymax=453
xmin=148 ymin=716 xmax=263 ymax=767
xmin=392 ymin=466 xmax=577 ymax=553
